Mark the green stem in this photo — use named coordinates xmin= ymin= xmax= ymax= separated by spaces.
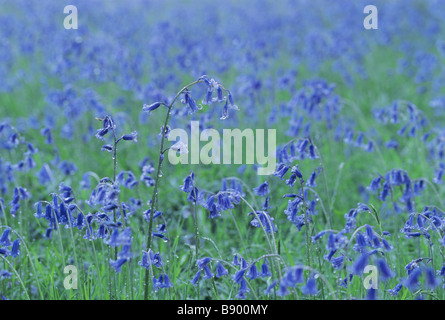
xmin=301 ymin=181 xmax=312 ymax=269
xmin=192 ymin=187 xmax=200 ymax=300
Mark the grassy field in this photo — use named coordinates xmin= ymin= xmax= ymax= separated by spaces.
xmin=1 ymin=0 xmax=445 ymax=301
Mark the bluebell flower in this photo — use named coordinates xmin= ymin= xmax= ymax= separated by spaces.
xmin=249 ymin=211 xmax=277 ymax=233
xmin=79 ymin=173 xmax=91 ymax=189
xmin=235 ymin=291 xmax=247 ymax=300
xmin=220 ymin=100 xmax=229 ymax=120
xmin=59 ymin=161 xmax=78 ymax=176
xmin=246 ymin=263 xmax=259 ymax=280
xmin=340 ymin=273 xmax=353 ymax=289
xmin=138 ymin=249 xmax=163 ymax=269
xmin=405 ymin=259 xmax=423 ymax=275
xmin=276 ymin=280 xmax=290 ymax=297
xmin=203 ymin=265 xmax=214 ymax=280
xmin=217 ymin=86 xmax=224 ymax=102
xmin=140 ymin=168 xmax=155 ymax=187
xmin=101 ymin=144 xmax=113 ymax=153
xmin=339 ymin=277 xmax=348 ymax=289
xmin=152 ymin=276 xmax=162 ymax=292
xmin=10 ymin=239 xmax=20 ymax=258
xmin=95 ymin=128 xmax=109 ymax=141
xmin=260 ymin=260 xmax=272 ymax=278
xmin=381 ymin=238 xmax=393 ymax=252
xmin=10 ymin=202 xmax=20 ymax=218
xmin=240 ymin=257 xmax=249 ymax=269
xmin=153 ymin=223 xmax=168 ymax=241
xmin=116 ymin=171 xmax=139 ymax=189
xmin=203 ymin=89 xmax=213 ymax=106
xmin=237 ymin=278 xmax=250 ymax=298
xmin=0 ymin=229 xmax=11 ymax=247
xmin=196 ymin=257 xmax=212 ymax=269
xmin=425 ymin=267 xmax=440 ymax=290
xmin=404 ymin=232 xmax=421 ymax=239
xmin=232 ymin=268 xmax=246 ymax=284
xmin=264 ymin=280 xmax=277 ymax=295
xmin=301 ymin=278 xmax=318 ymax=296
xmin=138 ymin=250 xmax=151 ymax=270
xmin=253 ymin=181 xmax=269 ymax=197
xmin=202 ymin=194 xmax=215 ymax=210
xmin=118 ymin=245 xmax=132 ymax=260
xmin=45 ymin=228 xmax=53 ymax=239
xmin=109 ymin=258 xmax=128 ymax=273
xmin=388 ymin=283 xmax=403 ymax=297
xmin=323 ymin=245 xmax=338 ymax=260
xmin=44 ymin=204 xmax=55 ymax=225
xmin=273 ymin=164 xmax=290 ymax=180
xmin=283 ymin=266 xmax=304 ymax=286
xmin=227 ymin=91 xmax=238 ymax=110
xmin=330 ymin=255 xmax=345 ymax=270
xmin=102 ymin=203 xmax=118 ymax=212
xmin=41 ymin=127 xmax=53 ymax=144
xmin=291 ymin=165 xmax=303 ymax=179
xmin=351 ymin=253 xmax=369 ymax=275
xmin=161 ymin=274 xmax=173 ymax=289
xmin=187 ymin=187 xmax=203 ymax=203
xmin=143 ymin=208 xmax=163 ymax=222
xmin=365 ymin=288 xmax=377 ymax=300
xmin=0 ymin=270 xmax=13 ymax=279
xmin=364 ymin=141 xmax=374 ymax=153
xmin=73 ymin=212 xmax=85 ymax=230
xmin=433 ymin=168 xmax=444 ymax=184
xmin=142 ymin=102 xmax=162 ymax=113
xmin=95 ymin=224 xmax=107 ymax=239
xmin=158 ymin=125 xmax=171 ymax=139
xmin=182 ymin=90 xmax=200 ymax=114
xmin=312 ymin=230 xmax=327 ymax=243
xmin=437 ymin=264 xmax=445 ymax=288
xmin=404 ymin=267 xmax=422 ymax=291
xmin=180 ymin=172 xmax=195 ymax=193
xmin=104 ymin=227 xmax=133 ymax=247
xmin=208 ymin=203 xmax=221 ymax=219
xmin=327 ymin=232 xmax=337 ymax=251
xmin=214 ymin=192 xmax=232 ymax=211
xmin=379 ymin=182 xmax=390 ymax=201
xmin=306 ymin=167 xmax=322 ymax=188
xmin=353 ymin=233 xmax=368 ymax=253
xmin=190 ymin=270 xmax=201 ymax=286
xmin=376 ymin=259 xmax=395 ymax=281
xmin=401 ymin=214 xmax=415 ymax=234
xmin=118 ymin=132 xmax=137 ymax=143
xmin=285 ymin=172 xmax=298 ymax=187
xmin=308 ymin=144 xmax=318 ymax=159
xmin=261 ymin=195 xmax=270 ymax=210
xmin=232 ymin=254 xmax=240 ymax=267
xmin=153 ymin=274 xmax=173 ymax=291
xmin=215 ymin=261 xmax=228 ymax=278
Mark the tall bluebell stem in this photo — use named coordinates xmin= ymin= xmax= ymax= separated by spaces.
xmin=142 ymin=76 xmax=236 ymax=299
xmin=192 ymin=185 xmax=200 ymax=300
xmin=143 ymin=79 xmax=203 ymax=300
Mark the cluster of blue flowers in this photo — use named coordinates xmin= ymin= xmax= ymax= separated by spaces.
xmin=0 ymin=228 xmax=21 ymax=258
